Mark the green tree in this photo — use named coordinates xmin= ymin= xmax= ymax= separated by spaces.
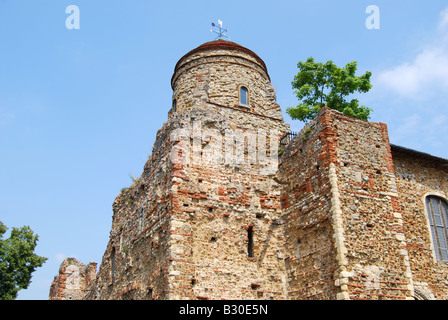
xmin=287 ymin=57 xmax=373 ymax=122
xmin=0 ymin=221 xmax=47 ymax=300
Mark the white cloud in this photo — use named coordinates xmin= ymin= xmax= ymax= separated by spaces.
xmin=375 ymin=6 xmax=448 ymax=98
xmin=439 ymin=6 xmax=448 ymax=31
xmin=376 ymin=47 xmax=448 ymax=96
xmin=389 ymin=113 xmax=448 ymax=157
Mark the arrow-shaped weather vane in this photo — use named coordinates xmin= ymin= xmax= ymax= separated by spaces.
xmin=210 ymin=19 xmax=230 ymax=40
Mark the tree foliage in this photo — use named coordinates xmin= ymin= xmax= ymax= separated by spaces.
xmin=287 ymin=57 xmax=373 ymax=122
xmin=0 ymin=221 xmax=47 ymax=300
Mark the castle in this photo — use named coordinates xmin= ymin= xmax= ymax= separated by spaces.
xmin=49 ymin=39 xmax=448 ymax=300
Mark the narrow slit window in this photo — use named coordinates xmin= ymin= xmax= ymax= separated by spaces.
xmin=426 ymin=196 xmax=448 ymax=261
xmin=247 ymin=226 xmax=254 ymax=257
xmin=172 ymin=99 xmax=177 ymax=112
xmin=240 ymin=86 xmax=248 ymax=106
xmin=111 ymin=247 xmax=116 ymax=285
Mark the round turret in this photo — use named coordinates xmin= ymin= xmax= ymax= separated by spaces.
xmin=170 ymin=40 xmax=282 ymax=119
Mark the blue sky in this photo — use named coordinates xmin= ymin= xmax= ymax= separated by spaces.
xmin=0 ymin=0 xmax=447 ymax=300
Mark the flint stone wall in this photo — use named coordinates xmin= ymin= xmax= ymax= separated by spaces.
xmin=392 ymin=146 xmax=448 ymax=299
xmin=49 ymin=258 xmax=96 ymax=300
xmin=49 ymin=40 xmax=448 ymax=300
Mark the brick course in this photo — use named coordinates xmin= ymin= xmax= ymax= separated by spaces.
xmin=50 ymin=40 xmax=448 ymax=300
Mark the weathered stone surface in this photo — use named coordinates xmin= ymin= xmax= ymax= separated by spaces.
xmin=392 ymin=146 xmax=448 ymax=300
xmin=49 ymin=258 xmax=97 ymax=300
xmin=85 ymin=40 xmax=289 ymax=300
xmin=49 ymin=40 xmax=448 ymax=300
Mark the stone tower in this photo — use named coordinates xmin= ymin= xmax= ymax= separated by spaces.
xmin=52 ymin=39 xmax=448 ymax=300
xmin=87 ymin=40 xmax=290 ymax=300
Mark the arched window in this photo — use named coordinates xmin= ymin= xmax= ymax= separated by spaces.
xmin=240 ymin=86 xmax=248 ymax=106
xmin=426 ymin=196 xmax=448 ymax=261
xmin=172 ymin=99 xmax=177 ymax=112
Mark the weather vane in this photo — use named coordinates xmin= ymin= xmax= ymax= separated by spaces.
xmin=210 ymin=19 xmax=230 ymax=40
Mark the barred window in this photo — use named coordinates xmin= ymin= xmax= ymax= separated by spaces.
xmin=426 ymin=196 xmax=448 ymax=261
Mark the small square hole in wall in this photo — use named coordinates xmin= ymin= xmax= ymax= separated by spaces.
xmin=208 ymin=207 xmax=213 ymax=213
xmin=198 ymin=179 xmax=203 ymax=183
xmin=210 ymin=237 xmax=216 ymax=242
xmin=147 ymin=288 xmax=153 ymax=300
xmin=251 ymin=283 xmax=260 ymax=290
xmin=183 ymin=203 xmax=189 ymax=207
